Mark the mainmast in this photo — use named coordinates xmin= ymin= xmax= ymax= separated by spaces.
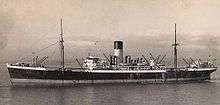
xmin=172 ymin=23 xmax=179 ymax=69
xmin=60 ymin=19 xmax=65 ymax=69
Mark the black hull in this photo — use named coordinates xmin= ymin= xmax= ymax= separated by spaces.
xmin=7 ymin=67 xmax=216 ymax=85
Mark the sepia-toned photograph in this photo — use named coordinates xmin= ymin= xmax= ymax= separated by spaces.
xmin=0 ymin=0 xmax=220 ymax=105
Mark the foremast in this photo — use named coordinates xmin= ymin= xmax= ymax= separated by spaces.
xmin=172 ymin=23 xmax=179 ymax=69
xmin=60 ymin=19 xmax=65 ymax=69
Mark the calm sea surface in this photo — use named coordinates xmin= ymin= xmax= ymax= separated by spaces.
xmin=1 ymin=64 xmax=220 ymax=105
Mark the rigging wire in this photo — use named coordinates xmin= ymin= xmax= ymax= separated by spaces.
xmin=32 ymin=41 xmax=59 ymax=54
xmin=16 ymin=41 xmax=59 ymax=62
xmin=47 ymin=44 xmax=59 ymax=66
xmin=30 ymin=34 xmax=49 ymax=49
xmin=65 ymin=41 xmax=79 ymax=66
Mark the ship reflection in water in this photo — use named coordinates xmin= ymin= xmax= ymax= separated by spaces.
xmin=1 ymin=82 xmax=220 ymax=105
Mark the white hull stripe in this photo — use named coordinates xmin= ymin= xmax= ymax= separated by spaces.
xmin=187 ymin=68 xmax=217 ymax=71
xmin=85 ymin=70 xmax=166 ymax=73
xmin=7 ymin=63 xmax=46 ymax=71
xmin=10 ymin=79 xmax=165 ymax=84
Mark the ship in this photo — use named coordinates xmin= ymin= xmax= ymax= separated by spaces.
xmin=6 ymin=20 xmax=217 ymax=86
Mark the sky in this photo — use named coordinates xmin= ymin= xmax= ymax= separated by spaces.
xmin=0 ymin=0 xmax=220 ymax=64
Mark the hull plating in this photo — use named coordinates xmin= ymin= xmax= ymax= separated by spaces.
xmin=7 ymin=66 xmax=216 ymax=85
